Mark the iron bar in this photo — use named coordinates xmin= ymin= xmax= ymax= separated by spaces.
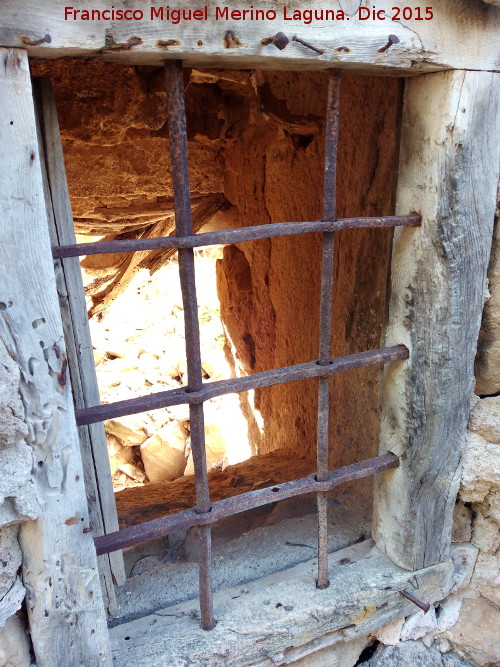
xmin=399 ymin=590 xmax=431 ymax=613
xmin=76 ymin=344 xmax=409 ymax=426
xmin=51 ymin=215 xmax=421 ymax=259
xmin=94 ymin=453 xmax=399 ymax=555
xmin=165 ymin=60 xmax=213 ymax=630
xmin=316 ymin=69 xmax=341 ymax=589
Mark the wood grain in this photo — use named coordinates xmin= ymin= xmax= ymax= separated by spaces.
xmin=0 ymin=0 xmax=498 ymax=73
xmin=0 ymin=48 xmax=112 ymax=665
xmin=33 ymin=77 xmax=126 ymax=605
xmin=373 ymin=70 xmax=500 ymax=570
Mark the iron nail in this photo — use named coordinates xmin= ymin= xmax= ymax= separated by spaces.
xmin=399 ymin=589 xmax=430 ymax=613
xmin=261 ymin=32 xmax=290 ymax=50
xmin=292 ymin=36 xmax=326 ymax=55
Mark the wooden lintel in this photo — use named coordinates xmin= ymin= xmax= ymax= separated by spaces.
xmin=0 ymin=0 xmax=498 ymax=73
xmin=373 ymin=70 xmax=500 ymax=570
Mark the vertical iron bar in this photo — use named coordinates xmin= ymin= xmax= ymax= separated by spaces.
xmin=316 ymin=70 xmax=341 ymax=589
xmin=165 ymin=60 xmax=214 ymax=630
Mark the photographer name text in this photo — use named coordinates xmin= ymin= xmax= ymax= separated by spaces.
xmin=64 ymin=5 xmax=435 ymax=24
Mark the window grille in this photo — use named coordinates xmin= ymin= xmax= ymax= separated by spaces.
xmin=52 ymin=61 xmax=420 ymax=630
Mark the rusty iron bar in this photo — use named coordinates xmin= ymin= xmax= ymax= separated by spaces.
xmin=292 ymin=35 xmax=326 ymax=55
xmin=51 ymin=215 xmax=421 ymax=259
xmin=399 ymin=590 xmax=431 ymax=614
xmin=316 ymin=69 xmax=341 ymax=589
xmin=76 ymin=345 xmax=408 ymax=426
xmin=94 ymin=453 xmax=399 ymax=555
xmin=165 ymin=60 xmax=214 ymax=630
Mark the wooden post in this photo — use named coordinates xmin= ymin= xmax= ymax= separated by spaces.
xmin=33 ymin=77 xmax=126 ymax=612
xmin=373 ymin=70 xmax=500 ymax=570
xmin=0 ymin=48 xmax=112 ymax=665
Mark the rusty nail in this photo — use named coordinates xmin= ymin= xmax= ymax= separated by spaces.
xmin=224 ymin=30 xmax=243 ymax=49
xmin=399 ymin=590 xmax=430 ymax=613
xmin=157 ymin=39 xmax=181 ymax=49
xmin=378 ymin=34 xmax=400 ymax=53
xmin=20 ymin=34 xmax=52 ymax=47
xmin=261 ymin=32 xmax=290 ymax=51
xmin=127 ymin=36 xmax=143 ymax=48
xmin=57 ymin=354 xmax=68 ymax=389
xmin=292 ymin=36 xmax=326 ymax=55
xmin=104 ymin=32 xmax=143 ymax=51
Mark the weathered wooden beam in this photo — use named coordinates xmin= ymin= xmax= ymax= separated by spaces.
xmin=109 ymin=539 xmax=454 ymax=666
xmin=373 ymin=70 xmax=500 ymax=570
xmin=33 ymin=77 xmax=126 ymax=606
xmin=0 ymin=0 xmax=498 ymax=73
xmin=0 ymin=48 xmax=112 ymax=665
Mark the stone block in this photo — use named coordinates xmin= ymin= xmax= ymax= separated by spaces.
xmin=436 ymin=597 xmax=462 ymax=634
xmin=0 ymin=579 xmax=24 ymax=629
xmin=107 ymin=434 xmax=137 ymax=475
xmin=0 ymin=614 xmax=30 ymax=667
xmin=372 ymin=617 xmax=404 ymax=646
xmin=140 ymin=421 xmax=187 ymax=483
xmin=367 ymin=640 xmax=444 ymax=666
xmin=0 ymin=527 xmax=21 ymax=600
xmin=450 ymin=543 xmax=479 ymax=592
xmin=468 ymin=396 xmax=500 ymax=443
xmin=472 ymin=553 xmax=500 ymax=607
xmin=441 ymin=652 xmax=475 ymax=667
xmin=443 ymin=597 xmax=500 ymax=666
xmin=105 ymin=415 xmax=151 ymax=446
xmin=472 ymin=508 xmax=500 ymax=553
xmin=400 ymin=608 xmax=437 ymax=642
xmin=460 ymin=432 xmax=500 ymax=503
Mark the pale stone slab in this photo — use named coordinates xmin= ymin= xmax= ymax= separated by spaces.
xmin=110 ymin=540 xmax=453 ymax=666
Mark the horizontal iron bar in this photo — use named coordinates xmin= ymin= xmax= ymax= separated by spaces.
xmin=52 ymin=215 xmax=421 ymax=259
xmin=94 ymin=453 xmax=399 ymax=555
xmin=76 ymin=344 xmax=408 ymax=426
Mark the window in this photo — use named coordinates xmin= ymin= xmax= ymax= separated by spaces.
xmin=52 ymin=61 xmax=419 ymax=629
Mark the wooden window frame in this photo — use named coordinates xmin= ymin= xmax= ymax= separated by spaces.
xmin=1 ymin=46 xmax=498 ymax=665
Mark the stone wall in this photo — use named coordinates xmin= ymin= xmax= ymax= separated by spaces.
xmin=475 ymin=190 xmax=500 ymax=396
